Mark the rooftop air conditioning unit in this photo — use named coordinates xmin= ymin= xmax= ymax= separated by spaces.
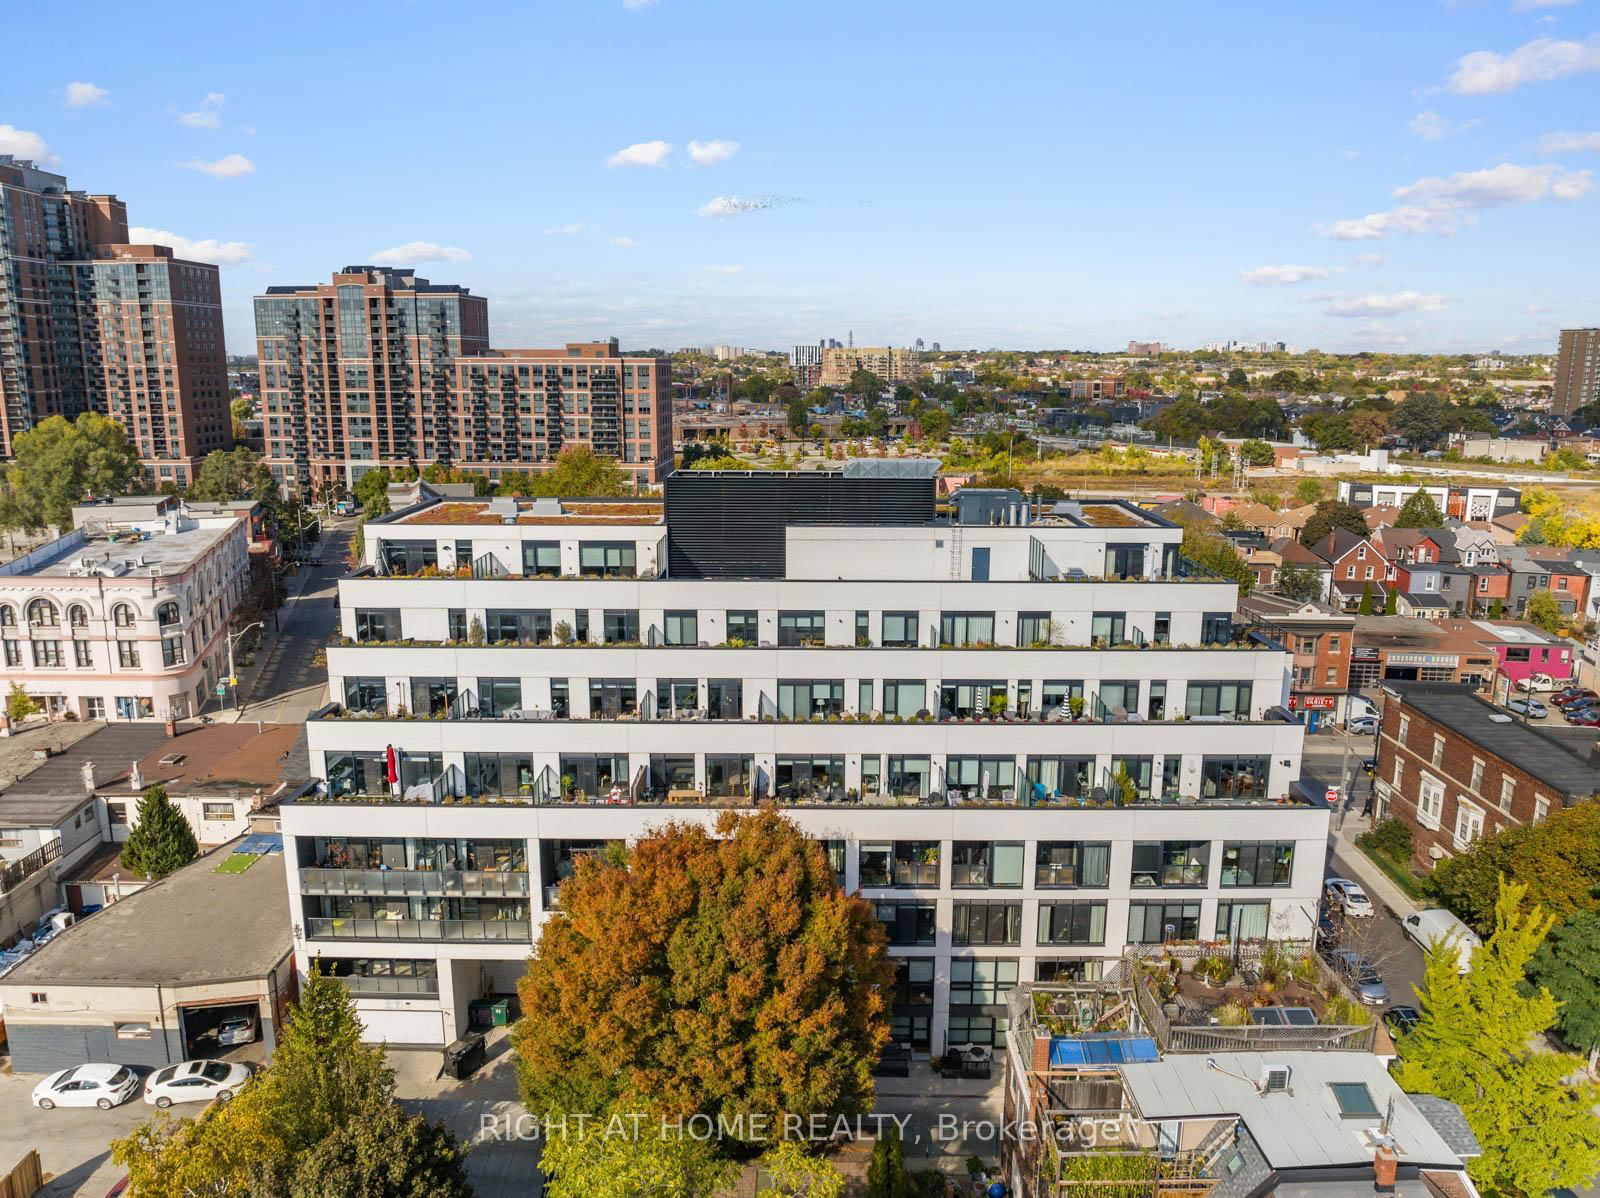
xmin=1261 ymin=1065 xmax=1292 ymax=1094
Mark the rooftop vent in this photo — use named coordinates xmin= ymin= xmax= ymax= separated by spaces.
xmin=529 ymin=498 xmax=563 ymax=517
xmin=1261 ymin=1064 xmax=1293 ymax=1094
xmin=1487 ymin=714 xmax=1512 ymax=723
xmin=157 ymin=753 xmax=186 ymax=767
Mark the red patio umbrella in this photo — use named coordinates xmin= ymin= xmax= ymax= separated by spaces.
xmin=385 ymin=745 xmax=399 ymax=786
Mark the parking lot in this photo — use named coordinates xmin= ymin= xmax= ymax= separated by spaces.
xmin=0 ymin=1066 xmax=146 ymax=1196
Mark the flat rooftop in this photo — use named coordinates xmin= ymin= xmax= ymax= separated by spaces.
xmin=0 ymin=839 xmax=290 ymax=987
xmin=2 ymin=523 xmax=234 ymax=579
xmin=0 ymin=725 xmax=169 ymax=828
xmin=121 ymin=723 xmax=309 ymax=799
xmin=1385 ymin=683 xmax=1600 ymax=798
xmin=391 ymin=499 xmax=663 ymax=527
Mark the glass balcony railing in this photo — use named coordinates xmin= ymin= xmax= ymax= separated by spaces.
xmin=892 ymin=860 xmax=941 ymax=887
xmin=335 ymin=974 xmax=441 ymax=999
xmin=299 ymin=867 xmax=529 ymax=898
xmin=304 ymin=916 xmax=532 ymax=942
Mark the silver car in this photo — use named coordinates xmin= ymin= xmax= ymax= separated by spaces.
xmin=1329 ymin=950 xmax=1389 ymax=1005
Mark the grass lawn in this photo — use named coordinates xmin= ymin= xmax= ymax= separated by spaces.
xmin=213 ymin=853 xmax=259 ymax=874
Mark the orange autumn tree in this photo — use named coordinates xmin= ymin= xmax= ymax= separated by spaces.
xmin=513 ymin=808 xmax=893 ymax=1143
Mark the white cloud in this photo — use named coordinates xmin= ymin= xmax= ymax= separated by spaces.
xmin=623 ymin=0 xmax=657 ymax=8
xmin=176 ymin=92 xmax=226 ymax=129
xmin=1448 ymin=36 xmax=1600 ymax=94
xmin=128 ymin=225 xmax=252 ymax=264
xmin=609 ymin=236 xmax=638 ymax=248
xmin=607 ymin=140 xmax=671 ymax=168
xmin=185 ymin=153 xmax=254 ymax=178
xmin=1394 ymin=161 xmax=1593 ymax=205
xmin=704 ymin=264 xmax=742 ymax=274
xmin=544 ymin=223 xmax=595 ymax=236
xmin=1324 ymin=291 xmax=1446 ymax=317
xmin=1355 ymin=252 xmax=1387 ymax=267
xmin=1540 ymin=130 xmax=1600 ymax=152
xmin=1239 ymin=264 xmax=1341 ymax=286
xmin=697 ymin=194 xmax=797 ymax=217
xmin=1410 ymin=110 xmax=1449 ymax=140
xmin=1511 ymin=0 xmax=1576 ymax=10
xmin=64 ymin=81 xmax=109 ymax=109
xmin=369 ymin=241 xmax=470 ymax=264
xmin=0 ymin=125 xmax=58 ymax=165
xmin=686 ymin=138 xmax=739 ymax=166
xmin=1527 ymin=302 xmax=1553 ymax=313
xmin=1323 ymin=162 xmax=1591 ymax=240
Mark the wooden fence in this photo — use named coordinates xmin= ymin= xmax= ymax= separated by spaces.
xmin=1 ymin=1151 xmax=43 ymax=1198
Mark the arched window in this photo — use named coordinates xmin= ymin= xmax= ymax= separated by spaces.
xmin=112 ymin=603 xmax=136 ymax=629
xmin=0 ymin=604 xmax=14 ymax=628
xmin=68 ymin=604 xmax=89 ymax=629
xmin=26 ymin=598 xmax=58 ymax=627
xmin=156 ymin=601 xmax=180 ymax=628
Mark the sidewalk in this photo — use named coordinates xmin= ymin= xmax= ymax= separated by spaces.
xmin=1328 ymin=805 xmax=1421 ymax=919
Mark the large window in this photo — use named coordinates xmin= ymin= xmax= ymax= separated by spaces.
xmin=1131 ymin=841 xmax=1210 ymax=887
xmin=774 ymin=755 xmax=844 ymax=801
xmin=777 ymin=679 xmax=844 ymax=719
xmin=948 ymin=958 xmax=1018 ymax=1007
xmin=32 ymin=640 xmax=63 ymax=667
xmin=1220 ymin=842 xmax=1295 ymax=887
xmin=464 ymin=753 xmax=535 ymax=797
xmin=1017 ymin=612 xmax=1054 ymax=647
xmin=881 ymin=611 xmax=918 ymax=647
xmin=1037 ymin=902 xmax=1107 ymax=946
xmin=886 ymin=756 xmax=932 ymax=799
xmin=950 ymin=842 xmax=1024 ymax=887
xmin=706 ymin=755 xmax=752 ymax=798
xmin=325 ymin=751 xmax=388 ymax=797
xmin=1096 ymin=680 xmax=1138 ymax=719
xmin=1025 ymin=756 xmax=1095 ymax=800
xmin=1202 ymin=613 xmax=1235 ymax=644
xmin=1111 ymin=756 xmax=1154 ymax=800
xmin=380 ymin=540 xmax=438 ymax=574
xmin=881 ymin=680 xmax=925 ymax=719
xmin=1128 ymin=902 xmax=1201 ymax=943
xmin=579 ymin=542 xmax=636 ymax=577
xmin=892 ymin=959 xmax=935 ymax=1049
xmin=874 ymin=901 xmax=936 ymax=946
xmin=1035 ymin=842 xmax=1110 ymax=888
xmin=1105 ymin=543 xmax=1146 ymax=579
xmin=588 ymin=679 xmax=638 ymax=718
xmin=117 ymin=641 xmax=140 ymax=668
xmin=886 ymin=841 xmax=940 ymax=887
xmin=1091 ymin=611 xmax=1126 ymax=645
xmin=411 ymin=678 xmax=458 ymax=717
xmin=1216 ymin=901 xmax=1271 ymax=941
xmin=726 ymin=610 xmax=759 ymax=644
xmin=475 ymin=677 xmax=522 ymax=717
xmin=664 ymin=611 xmax=698 ymax=646
xmin=602 ymin=610 xmax=640 ymax=643
xmin=708 ymin=678 xmax=742 ymax=718
xmin=558 ymin=754 xmax=631 ymax=799
xmin=953 ymin=902 xmax=1022 ymax=945
xmin=344 ymin=677 xmax=387 ymax=713
xmin=939 ymin=612 xmax=995 ymax=647
xmin=521 ymin=541 xmax=561 ymax=575
xmin=940 ymin=681 xmax=1005 ymax=720
xmin=355 ymin=609 xmax=401 ymax=641
xmin=1186 ymin=681 xmax=1253 ymax=719
xmin=946 ymin=757 xmax=1018 ymax=802
xmin=485 ymin=609 xmax=551 ymax=644
xmin=1200 ymin=755 xmax=1270 ymax=800
xmin=777 ymin=611 xmax=824 ymax=647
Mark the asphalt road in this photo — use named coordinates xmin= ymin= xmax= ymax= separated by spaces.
xmin=237 ymin=519 xmax=353 ymax=725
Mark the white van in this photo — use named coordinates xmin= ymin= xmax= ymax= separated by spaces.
xmin=1346 ymin=695 xmax=1381 ymax=724
xmin=1402 ymin=908 xmax=1481 ymax=974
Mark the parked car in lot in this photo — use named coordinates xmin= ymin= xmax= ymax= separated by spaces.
xmin=216 ymin=1012 xmax=258 ymax=1047
xmin=1328 ymin=950 xmax=1389 ymax=1005
xmin=1566 ymin=709 xmax=1600 ymax=728
xmin=1384 ymin=1005 xmax=1421 ymax=1037
xmin=1516 ymin=673 xmax=1556 ymax=692
xmin=143 ymin=1060 xmax=252 ymax=1108
xmin=1506 ymin=698 xmax=1548 ymax=719
xmin=1554 ymin=687 xmax=1598 ymax=708
xmin=1347 ymin=715 xmax=1378 ymax=736
xmin=32 ymin=1063 xmax=140 ymax=1110
xmin=1324 ymin=877 xmax=1375 ymax=917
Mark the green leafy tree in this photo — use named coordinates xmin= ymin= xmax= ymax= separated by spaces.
xmin=1299 ymin=500 xmax=1370 ymax=547
xmin=1383 ymin=586 xmax=1397 ymax=616
xmin=1236 ymin=438 xmax=1274 ymax=466
xmin=1432 ymin=802 xmax=1600 ymax=935
xmin=1391 ymin=391 xmax=1450 ymax=451
xmin=1349 ymin=408 xmax=1389 ymax=449
xmin=1293 ymin=478 xmax=1325 ymax=505
xmin=230 ymin=396 xmax=254 ymax=444
xmin=1275 ymin=564 xmax=1321 ymax=603
xmin=119 ymin=784 xmax=199 ymax=880
xmin=514 ymin=445 xmax=631 ymax=497
xmin=191 ymin=447 xmax=280 ymax=507
xmin=1225 ymin=368 xmax=1249 ymax=388
xmin=0 ymin=412 xmax=141 ymax=533
xmin=352 ymin=468 xmax=393 ymax=517
xmin=5 ymin=683 xmax=40 ymax=724
xmin=787 ymin=395 xmax=811 ymax=435
xmin=537 ymin=1125 xmax=734 ymax=1198
xmin=1394 ymin=490 xmax=1446 ymax=529
xmin=1525 ymin=588 xmax=1564 ymax=635
xmin=848 ymin=368 xmax=886 ymax=406
xmin=756 ymin=1141 xmax=846 ymax=1198
xmin=917 ymin=407 xmax=952 ymax=442
xmin=1528 ymin=910 xmax=1600 ymax=1071
xmin=1394 ymin=879 xmax=1600 ymax=1198
xmin=1180 ymin=525 xmax=1253 ymax=596
xmin=513 ymin=810 xmax=893 ymax=1148
xmin=865 ymin=1125 xmax=908 ymax=1198
xmin=283 ymin=1099 xmax=473 ymax=1198
xmin=1357 ymin=582 xmax=1374 ymax=615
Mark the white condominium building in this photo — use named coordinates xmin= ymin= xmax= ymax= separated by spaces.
xmin=282 ymin=467 xmax=1324 ymax=1050
xmin=0 ymin=495 xmax=251 ymax=724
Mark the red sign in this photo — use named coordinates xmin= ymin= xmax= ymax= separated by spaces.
xmin=1289 ymin=694 xmax=1337 ymax=710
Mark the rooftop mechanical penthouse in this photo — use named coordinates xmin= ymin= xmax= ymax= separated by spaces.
xmin=282 ymin=466 xmax=1323 ymax=1048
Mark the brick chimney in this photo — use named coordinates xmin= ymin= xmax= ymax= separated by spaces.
xmin=1374 ymin=1144 xmax=1398 ymax=1194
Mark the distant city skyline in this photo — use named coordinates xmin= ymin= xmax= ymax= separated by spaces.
xmin=4 ymin=1 xmax=1597 ymax=356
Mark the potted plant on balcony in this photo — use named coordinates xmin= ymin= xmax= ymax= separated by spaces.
xmin=468 ymin=616 xmax=485 ymax=646
xmin=554 ymin=620 xmax=573 ymax=646
xmin=1068 ymin=695 xmax=1086 ymax=722
xmin=561 ymin=772 xmax=576 ymax=802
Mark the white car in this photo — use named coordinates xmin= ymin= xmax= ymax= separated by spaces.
xmin=1347 ymin=716 xmax=1378 ymax=735
xmin=32 ymin=1063 xmax=140 ymax=1110
xmin=1325 ymin=877 xmax=1375 ymax=917
xmin=143 ymin=1059 xmax=252 ymax=1108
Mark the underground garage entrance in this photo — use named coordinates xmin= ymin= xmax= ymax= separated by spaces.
xmin=180 ymin=1000 xmax=261 ymax=1058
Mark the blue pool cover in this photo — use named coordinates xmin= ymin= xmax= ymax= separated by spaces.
xmin=1048 ymin=1035 xmax=1160 ymax=1067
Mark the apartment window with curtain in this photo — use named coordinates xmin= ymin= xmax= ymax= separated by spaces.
xmin=1037 ymin=902 xmax=1107 ymax=946
xmin=1090 ymin=612 xmax=1126 ymax=645
xmin=939 ymin=612 xmax=995 ymax=646
xmin=1185 ymin=681 xmax=1252 ymax=719
xmin=777 ymin=679 xmax=844 ymax=718
xmin=949 ymin=842 xmax=1024 ymax=887
xmin=1216 ymin=901 xmax=1271 ymax=941
xmin=778 ymin=611 xmax=824 ymax=646
xmin=1220 ymin=842 xmax=1294 ymax=887
xmin=1128 ymin=902 xmax=1201 ymax=943
xmin=1131 ymin=841 xmax=1210 ymax=887
xmin=522 ymin=541 xmax=561 ymax=575
xmin=664 ymin=611 xmax=698 ymax=646
xmin=881 ymin=611 xmax=918 ymax=647
xmin=1017 ymin=612 xmax=1053 ymax=647
xmin=1035 ymin=842 xmax=1110 ymax=887
xmin=726 ymin=610 xmax=759 ymax=643
xmin=952 ymin=902 xmax=1021 ymax=945
xmin=578 ymin=542 xmax=636 ymax=577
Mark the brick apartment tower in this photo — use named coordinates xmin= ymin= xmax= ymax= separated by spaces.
xmin=1554 ymin=327 xmax=1600 ymax=418
xmin=254 ymin=267 xmax=672 ymax=496
xmin=0 ymin=156 xmax=231 ymax=486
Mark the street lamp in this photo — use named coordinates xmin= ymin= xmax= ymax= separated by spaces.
xmin=224 ymin=621 xmax=264 ymax=710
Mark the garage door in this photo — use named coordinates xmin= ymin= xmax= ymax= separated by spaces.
xmin=357 ymin=1008 xmax=446 ymax=1046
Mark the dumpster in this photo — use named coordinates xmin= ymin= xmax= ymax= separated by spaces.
xmin=468 ymin=998 xmax=511 ymax=1029
xmin=441 ymin=1032 xmax=486 ymax=1080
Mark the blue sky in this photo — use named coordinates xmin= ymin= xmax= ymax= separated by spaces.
xmin=5 ymin=0 xmax=1599 ymax=355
